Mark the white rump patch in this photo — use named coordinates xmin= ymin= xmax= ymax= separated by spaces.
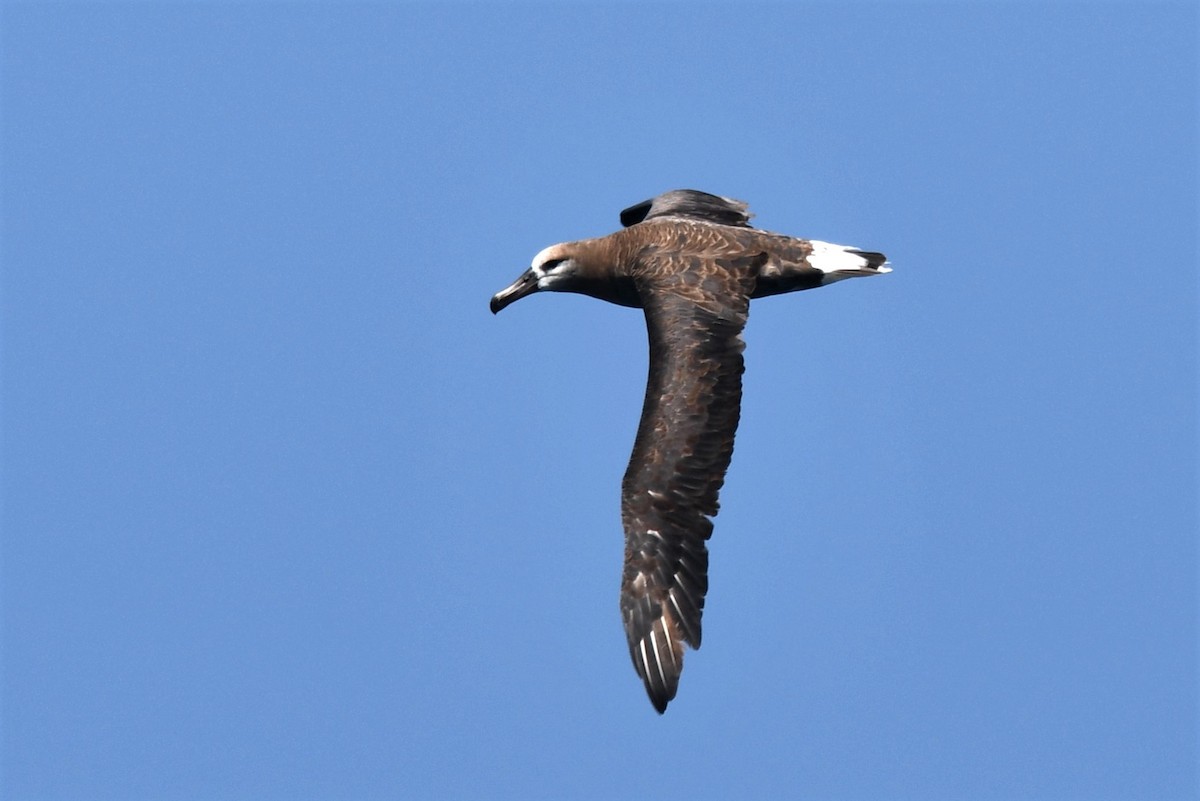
xmin=808 ymin=240 xmax=890 ymax=284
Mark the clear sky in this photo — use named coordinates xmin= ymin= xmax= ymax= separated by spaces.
xmin=2 ymin=3 xmax=1196 ymax=800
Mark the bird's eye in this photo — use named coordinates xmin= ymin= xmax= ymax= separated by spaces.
xmin=541 ymin=258 xmax=564 ymax=272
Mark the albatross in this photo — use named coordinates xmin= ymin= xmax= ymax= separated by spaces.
xmin=490 ymin=189 xmax=890 ymax=713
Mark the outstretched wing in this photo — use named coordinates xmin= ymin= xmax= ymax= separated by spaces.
xmin=620 ymin=254 xmax=758 ymax=713
xmin=620 ymin=189 xmax=754 ymax=229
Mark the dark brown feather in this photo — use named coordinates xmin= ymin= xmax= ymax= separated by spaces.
xmin=620 ymin=190 xmax=754 ymax=229
xmin=618 ymin=249 xmax=760 ymax=713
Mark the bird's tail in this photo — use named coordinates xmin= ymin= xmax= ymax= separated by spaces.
xmin=806 ymin=240 xmax=891 ymax=285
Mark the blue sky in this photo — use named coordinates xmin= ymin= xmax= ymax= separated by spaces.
xmin=2 ymin=3 xmax=1196 ymax=799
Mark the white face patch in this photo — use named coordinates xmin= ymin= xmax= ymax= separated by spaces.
xmin=531 ymin=244 xmax=574 ymax=274
xmin=530 ymin=245 xmax=575 ymax=289
xmin=530 ymin=245 xmax=560 ymax=277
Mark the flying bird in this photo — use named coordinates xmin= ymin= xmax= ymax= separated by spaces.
xmin=490 ymin=190 xmax=890 ymax=713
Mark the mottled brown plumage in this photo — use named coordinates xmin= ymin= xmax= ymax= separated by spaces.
xmin=490 ymin=190 xmax=890 ymax=713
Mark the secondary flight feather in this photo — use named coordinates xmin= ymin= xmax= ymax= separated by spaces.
xmin=490 ymin=190 xmax=890 ymax=713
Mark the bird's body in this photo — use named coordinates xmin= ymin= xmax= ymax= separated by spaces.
xmin=490 ymin=190 xmax=889 ymax=713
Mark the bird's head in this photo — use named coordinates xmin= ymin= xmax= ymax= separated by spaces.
xmin=490 ymin=243 xmax=580 ymax=314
